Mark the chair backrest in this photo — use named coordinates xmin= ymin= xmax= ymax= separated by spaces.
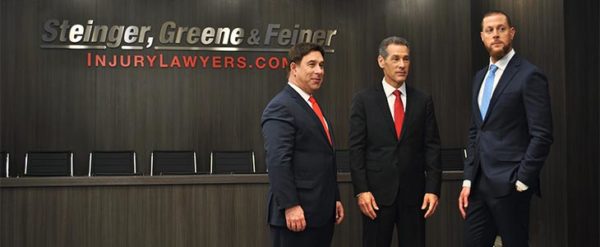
xmin=89 ymin=151 xmax=137 ymax=176
xmin=210 ymin=151 xmax=255 ymax=174
xmin=335 ymin=149 xmax=350 ymax=172
xmin=151 ymin=151 xmax=197 ymax=175
xmin=441 ymin=148 xmax=466 ymax=171
xmin=0 ymin=152 xmax=8 ymax=178
xmin=25 ymin=151 xmax=73 ymax=176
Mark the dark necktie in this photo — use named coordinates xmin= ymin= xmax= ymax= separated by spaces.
xmin=309 ymin=96 xmax=332 ymax=145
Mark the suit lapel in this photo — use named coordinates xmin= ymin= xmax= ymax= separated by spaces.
xmin=482 ymin=55 xmax=521 ymax=126
xmin=373 ymin=84 xmax=398 ymax=140
xmin=397 ymin=86 xmax=415 ymax=143
xmin=284 ymin=85 xmax=333 ymax=148
xmin=318 ymin=110 xmax=335 ymax=149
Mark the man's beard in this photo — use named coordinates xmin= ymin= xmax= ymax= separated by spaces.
xmin=488 ymin=44 xmax=511 ymax=60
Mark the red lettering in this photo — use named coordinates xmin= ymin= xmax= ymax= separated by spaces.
xmin=199 ymin=56 xmax=210 ymax=67
xmin=212 ymin=56 xmax=222 ymax=68
xmin=159 ymin=54 xmax=168 ymax=68
xmin=255 ymin=57 xmax=266 ymax=69
xmin=120 ymin=55 xmax=131 ymax=67
xmin=170 ymin=56 xmax=181 ymax=68
xmin=146 ymin=55 xmax=156 ymax=67
xmin=108 ymin=55 xmax=118 ymax=67
xmin=224 ymin=56 xmax=235 ymax=68
xmin=182 ymin=56 xmax=197 ymax=68
xmin=95 ymin=55 xmax=106 ymax=67
xmin=268 ymin=57 xmax=280 ymax=69
xmin=281 ymin=57 xmax=289 ymax=69
xmin=237 ymin=57 xmax=247 ymax=69
xmin=134 ymin=55 xmax=144 ymax=67
xmin=84 ymin=54 xmax=264 ymax=70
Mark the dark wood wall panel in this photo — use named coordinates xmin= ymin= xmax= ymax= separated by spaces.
xmin=1 ymin=0 xmax=472 ymax=175
xmin=1 ymin=184 xmax=272 ymax=247
xmin=564 ymin=0 xmax=600 ymax=246
xmin=0 ymin=177 xmax=464 ymax=247
xmin=425 ymin=180 xmax=464 ymax=246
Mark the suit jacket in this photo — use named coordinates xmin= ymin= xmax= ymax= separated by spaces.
xmin=349 ymin=83 xmax=441 ymax=206
xmin=262 ymin=85 xmax=340 ymax=228
xmin=464 ymin=54 xmax=553 ymax=197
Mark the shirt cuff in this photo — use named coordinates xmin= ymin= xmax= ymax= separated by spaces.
xmin=462 ymin=180 xmax=471 ymax=188
xmin=516 ymin=180 xmax=529 ymax=191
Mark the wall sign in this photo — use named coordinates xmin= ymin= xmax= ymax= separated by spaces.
xmin=41 ymin=19 xmax=338 ymax=70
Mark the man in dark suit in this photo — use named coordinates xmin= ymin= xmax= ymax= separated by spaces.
xmin=262 ymin=43 xmax=344 ymax=247
xmin=349 ymin=36 xmax=442 ymax=247
xmin=458 ymin=11 xmax=553 ymax=247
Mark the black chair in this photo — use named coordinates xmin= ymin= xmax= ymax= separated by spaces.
xmin=210 ymin=151 xmax=255 ymax=174
xmin=89 ymin=151 xmax=138 ymax=176
xmin=1 ymin=152 xmax=9 ymax=178
xmin=441 ymin=148 xmax=466 ymax=171
xmin=151 ymin=151 xmax=197 ymax=175
xmin=24 ymin=151 xmax=73 ymax=176
xmin=335 ymin=149 xmax=350 ymax=172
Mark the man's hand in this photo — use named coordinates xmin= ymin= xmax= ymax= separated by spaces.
xmin=515 ymin=180 xmax=529 ymax=192
xmin=357 ymin=192 xmax=379 ymax=220
xmin=335 ymin=201 xmax=345 ymax=224
xmin=285 ymin=205 xmax=306 ymax=232
xmin=421 ymin=193 xmax=439 ymax=218
xmin=458 ymin=186 xmax=471 ymax=219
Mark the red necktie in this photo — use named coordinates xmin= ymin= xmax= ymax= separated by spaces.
xmin=393 ymin=90 xmax=404 ymax=139
xmin=309 ymin=96 xmax=332 ymax=145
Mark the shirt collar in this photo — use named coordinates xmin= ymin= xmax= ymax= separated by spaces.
xmin=381 ymin=79 xmax=407 ymax=97
xmin=288 ymin=82 xmax=311 ymax=103
xmin=489 ymin=48 xmax=515 ymax=71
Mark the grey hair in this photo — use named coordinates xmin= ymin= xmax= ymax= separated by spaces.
xmin=378 ymin=36 xmax=410 ymax=58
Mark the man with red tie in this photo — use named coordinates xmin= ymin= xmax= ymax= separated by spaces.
xmin=262 ymin=43 xmax=344 ymax=247
xmin=349 ymin=36 xmax=442 ymax=247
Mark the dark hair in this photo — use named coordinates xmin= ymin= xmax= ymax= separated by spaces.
xmin=482 ymin=10 xmax=513 ymax=29
xmin=378 ymin=36 xmax=410 ymax=58
xmin=287 ymin=43 xmax=325 ymax=71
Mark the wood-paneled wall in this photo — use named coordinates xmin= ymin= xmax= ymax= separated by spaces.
xmin=1 ymin=0 xmax=598 ymax=246
xmin=0 ymin=0 xmax=472 ymax=175
xmin=0 ymin=174 xmax=464 ymax=247
xmin=564 ymin=0 xmax=600 ymax=246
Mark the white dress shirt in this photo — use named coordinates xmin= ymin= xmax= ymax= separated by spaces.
xmin=381 ymin=79 xmax=407 ymax=120
xmin=288 ymin=82 xmax=329 ymax=128
xmin=477 ymin=49 xmax=515 ymax=108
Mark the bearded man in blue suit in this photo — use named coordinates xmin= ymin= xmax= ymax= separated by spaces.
xmin=459 ymin=11 xmax=553 ymax=247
